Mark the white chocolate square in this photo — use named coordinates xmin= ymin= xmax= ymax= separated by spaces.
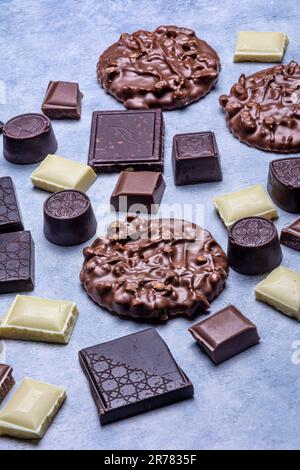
xmin=255 ymin=266 xmax=300 ymax=321
xmin=30 ymin=154 xmax=97 ymax=192
xmin=0 ymin=378 xmax=66 ymax=439
xmin=234 ymin=31 xmax=289 ymax=62
xmin=213 ymin=184 xmax=278 ymax=228
xmin=0 ymin=295 xmax=78 ymax=344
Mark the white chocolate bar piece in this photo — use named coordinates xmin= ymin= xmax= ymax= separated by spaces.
xmin=213 ymin=184 xmax=278 ymax=228
xmin=0 ymin=295 xmax=78 ymax=344
xmin=255 ymin=266 xmax=300 ymax=321
xmin=234 ymin=31 xmax=289 ymax=62
xmin=0 ymin=378 xmax=66 ymax=439
xmin=30 ymin=154 xmax=96 ymax=192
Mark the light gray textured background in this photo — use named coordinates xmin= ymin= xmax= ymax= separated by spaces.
xmin=0 ymin=0 xmax=299 ymax=450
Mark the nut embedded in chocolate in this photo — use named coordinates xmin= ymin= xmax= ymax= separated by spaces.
xmin=268 ymin=157 xmax=300 ymax=213
xmin=220 ymin=61 xmax=300 ymax=153
xmin=227 ymin=217 xmax=282 ymax=275
xmin=80 ymin=215 xmax=228 ymax=320
xmin=44 ymin=190 xmax=97 ymax=246
xmin=97 ymin=25 xmax=220 ymax=110
xmin=3 ymin=113 xmax=57 ymax=164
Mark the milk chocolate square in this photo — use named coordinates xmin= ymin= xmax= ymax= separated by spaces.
xmin=88 ymin=110 xmax=164 ymax=172
xmin=110 ymin=171 xmax=165 ymax=213
xmin=79 ymin=328 xmax=194 ymax=424
xmin=42 ymin=81 xmax=82 ymax=119
xmin=189 ymin=305 xmax=260 ymax=364
xmin=0 ymin=177 xmax=24 ymax=233
xmin=172 ymin=132 xmax=222 ymax=185
xmin=280 ymin=217 xmax=300 ymax=251
xmin=0 ymin=364 xmax=14 ymax=404
xmin=0 ymin=231 xmax=34 ymax=294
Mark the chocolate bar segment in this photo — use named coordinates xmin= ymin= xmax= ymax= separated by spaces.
xmin=42 ymin=81 xmax=82 ymax=119
xmin=280 ymin=217 xmax=300 ymax=251
xmin=172 ymin=132 xmax=222 ymax=185
xmin=110 ymin=171 xmax=165 ymax=212
xmin=227 ymin=217 xmax=282 ymax=275
xmin=0 ymin=231 xmax=34 ymax=294
xmin=0 ymin=177 xmax=24 ymax=233
xmin=0 ymin=364 xmax=14 ymax=404
xmin=234 ymin=31 xmax=288 ymax=62
xmin=79 ymin=328 xmax=194 ymax=424
xmin=189 ymin=305 xmax=260 ymax=364
xmin=268 ymin=158 xmax=300 ymax=213
xmin=3 ymin=113 xmax=57 ymax=164
xmin=88 ymin=110 xmax=164 ymax=172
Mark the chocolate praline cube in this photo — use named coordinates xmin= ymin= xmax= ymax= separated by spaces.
xmin=268 ymin=158 xmax=300 ymax=213
xmin=0 ymin=231 xmax=34 ymax=294
xmin=88 ymin=110 xmax=164 ymax=172
xmin=172 ymin=131 xmax=222 ymax=186
xmin=189 ymin=305 xmax=260 ymax=364
xmin=41 ymin=81 xmax=83 ymax=119
xmin=110 ymin=171 xmax=165 ymax=213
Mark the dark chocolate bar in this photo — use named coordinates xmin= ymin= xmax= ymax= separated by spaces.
xmin=189 ymin=305 xmax=260 ymax=364
xmin=0 ymin=364 xmax=14 ymax=403
xmin=79 ymin=328 xmax=194 ymax=424
xmin=88 ymin=110 xmax=164 ymax=172
xmin=0 ymin=231 xmax=34 ymax=293
xmin=0 ymin=177 xmax=24 ymax=233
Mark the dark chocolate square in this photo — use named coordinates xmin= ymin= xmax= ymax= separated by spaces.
xmin=0 ymin=177 xmax=24 ymax=233
xmin=280 ymin=217 xmax=300 ymax=251
xmin=189 ymin=305 xmax=259 ymax=364
xmin=41 ymin=81 xmax=82 ymax=119
xmin=88 ymin=110 xmax=164 ymax=172
xmin=79 ymin=328 xmax=193 ymax=424
xmin=0 ymin=231 xmax=34 ymax=294
xmin=110 ymin=171 xmax=165 ymax=213
xmin=172 ymin=131 xmax=222 ymax=185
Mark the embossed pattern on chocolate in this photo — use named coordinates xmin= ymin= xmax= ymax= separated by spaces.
xmin=79 ymin=328 xmax=194 ymax=424
xmin=227 ymin=217 xmax=282 ymax=275
xmin=268 ymin=157 xmax=300 ymax=213
xmin=230 ymin=217 xmax=275 ymax=246
xmin=80 ymin=216 xmax=228 ymax=320
xmin=45 ymin=191 xmax=88 ymax=218
xmin=0 ymin=231 xmax=34 ymax=293
xmin=4 ymin=114 xmax=49 ymax=139
xmin=272 ymin=158 xmax=300 ymax=187
xmin=98 ymin=25 xmax=220 ymax=110
xmin=220 ymin=61 xmax=300 ymax=153
xmin=0 ymin=177 xmax=24 ymax=233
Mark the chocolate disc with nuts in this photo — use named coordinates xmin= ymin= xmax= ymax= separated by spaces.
xmin=219 ymin=61 xmax=300 ymax=153
xmin=97 ymin=25 xmax=220 ymax=110
xmin=80 ymin=215 xmax=228 ymax=320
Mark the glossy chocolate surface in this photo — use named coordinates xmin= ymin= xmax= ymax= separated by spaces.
xmin=41 ymin=81 xmax=82 ymax=119
xmin=227 ymin=217 xmax=282 ymax=275
xmin=189 ymin=305 xmax=260 ymax=364
xmin=0 ymin=177 xmax=24 ymax=233
xmin=88 ymin=109 xmax=164 ymax=172
xmin=0 ymin=121 xmax=4 ymax=133
xmin=280 ymin=216 xmax=300 ymax=251
xmin=80 ymin=215 xmax=228 ymax=320
xmin=172 ymin=131 xmax=222 ymax=185
xmin=0 ymin=364 xmax=14 ymax=404
xmin=79 ymin=328 xmax=194 ymax=424
xmin=97 ymin=25 xmax=220 ymax=110
xmin=268 ymin=157 xmax=300 ymax=213
xmin=0 ymin=230 xmax=34 ymax=293
xmin=220 ymin=61 xmax=300 ymax=153
xmin=44 ymin=190 xmax=97 ymax=246
xmin=3 ymin=113 xmax=57 ymax=164
xmin=110 ymin=171 xmax=165 ymax=212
